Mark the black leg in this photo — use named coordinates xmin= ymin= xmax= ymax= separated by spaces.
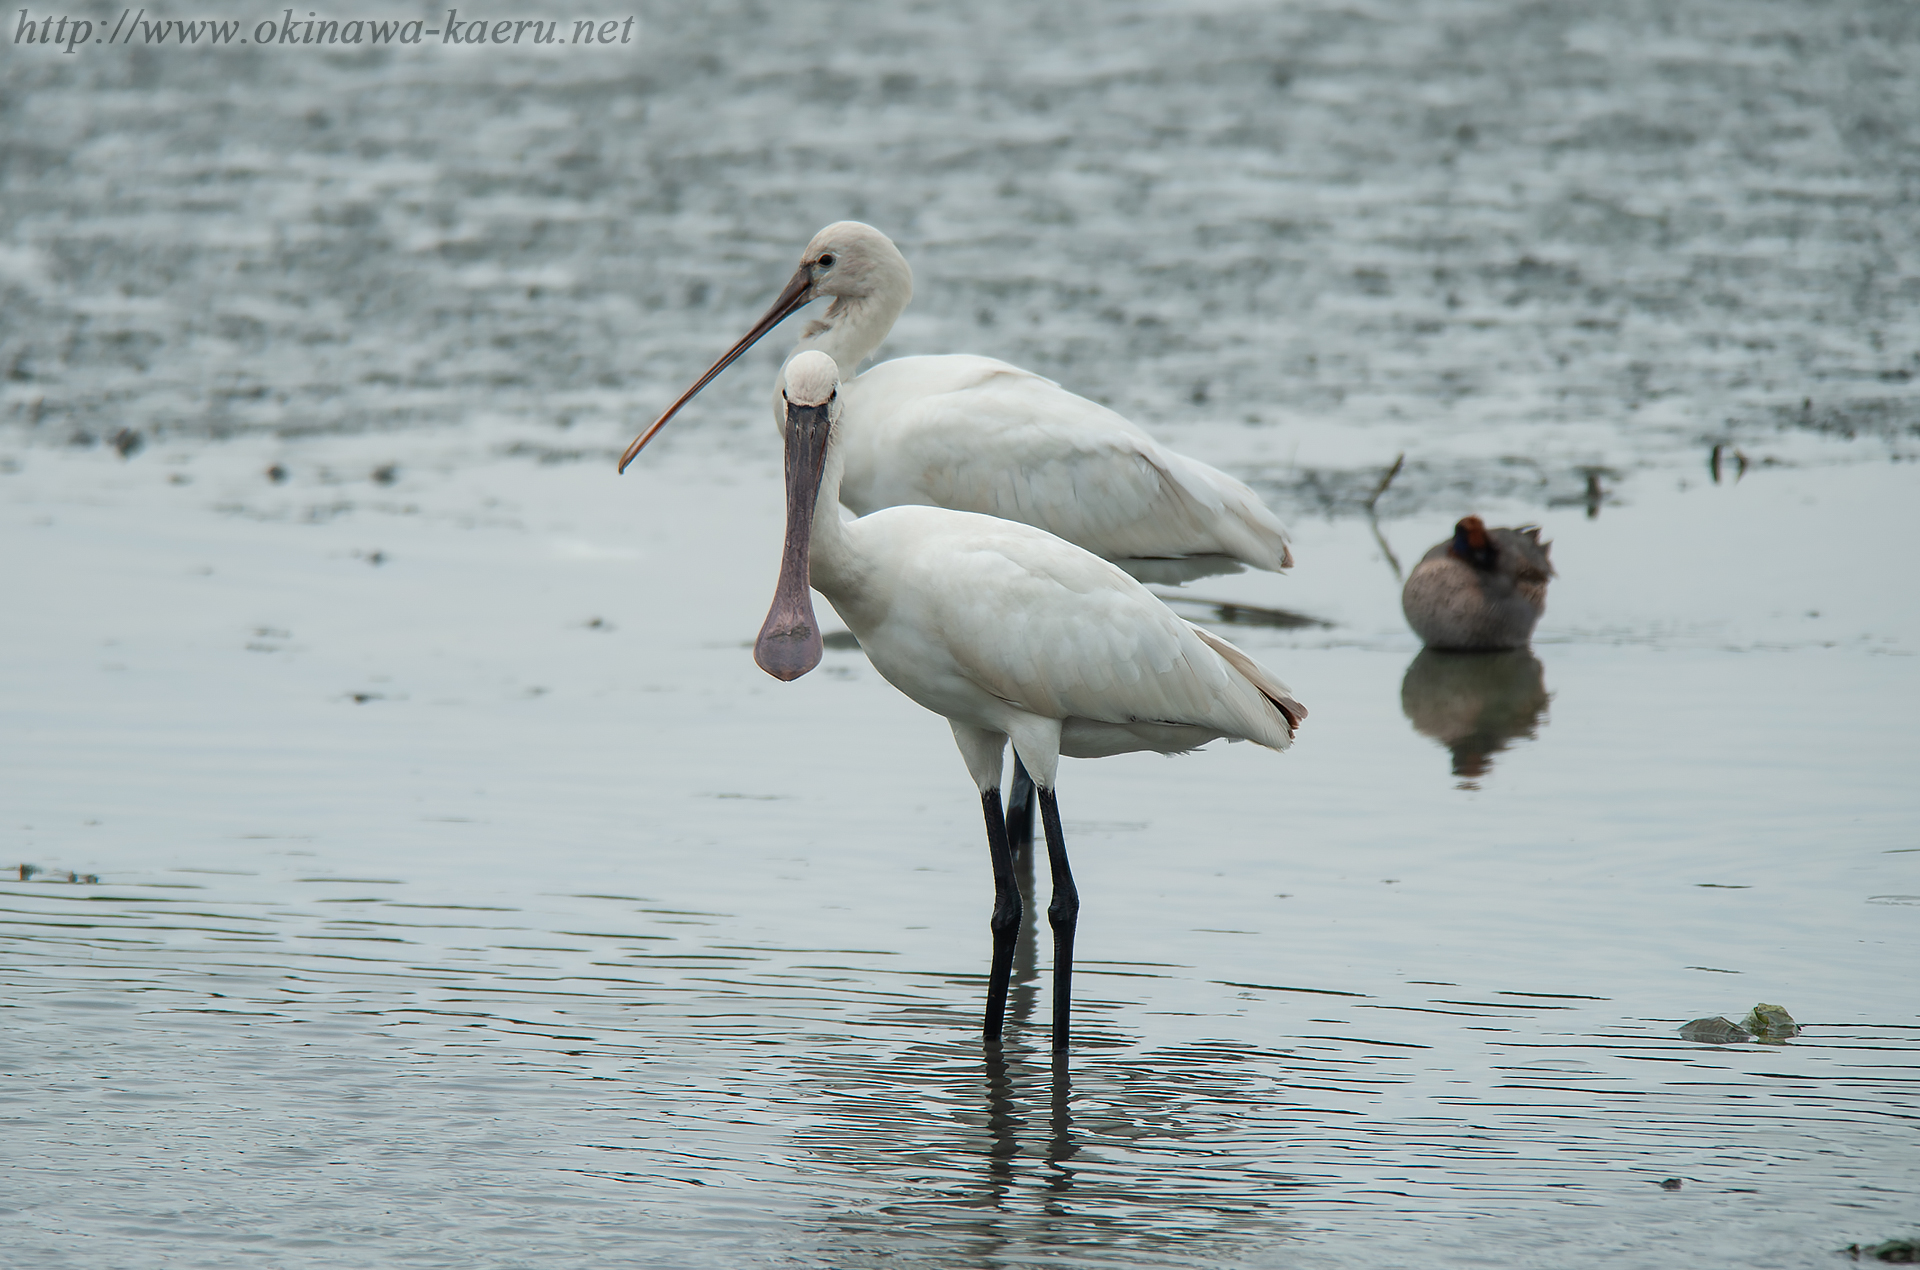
xmin=1037 ymin=788 xmax=1079 ymax=1053
xmin=980 ymin=788 xmax=1023 ymax=1044
xmin=1006 ymin=756 xmax=1037 ymax=855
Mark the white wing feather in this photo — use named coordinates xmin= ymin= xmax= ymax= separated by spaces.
xmin=837 ymin=356 xmax=1292 ymax=571
xmin=841 ymin=507 xmax=1300 ymax=755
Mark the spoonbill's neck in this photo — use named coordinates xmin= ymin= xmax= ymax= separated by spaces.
xmin=804 ymin=429 xmax=859 ymax=595
xmin=789 ymin=283 xmax=908 ymax=379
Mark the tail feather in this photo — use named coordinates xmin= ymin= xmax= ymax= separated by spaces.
xmin=1157 ymin=449 xmax=1295 ymax=573
xmin=1188 ymin=624 xmax=1307 ymax=738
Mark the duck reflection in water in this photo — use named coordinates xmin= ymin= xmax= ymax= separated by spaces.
xmin=1401 ymin=517 xmax=1554 ymax=785
xmin=1401 ymin=648 xmax=1551 ymax=786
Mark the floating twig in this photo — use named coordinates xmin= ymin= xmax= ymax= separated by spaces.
xmin=1371 ymin=517 xmax=1405 ymax=585
xmin=1364 ymin=452 xmax=1405 ymax=514
xmin=1366 ymin=453 xmax=1407 ymax=583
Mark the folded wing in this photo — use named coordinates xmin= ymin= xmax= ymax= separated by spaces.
xmin=840 ymin=356 xmax=1292 ymax=572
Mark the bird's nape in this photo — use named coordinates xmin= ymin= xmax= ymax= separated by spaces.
xmin=617 ymin=263 xmax=817 ymax=473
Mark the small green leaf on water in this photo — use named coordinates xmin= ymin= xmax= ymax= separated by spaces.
xmin=1741 ymin=1003 xmax=1800 ymax=1041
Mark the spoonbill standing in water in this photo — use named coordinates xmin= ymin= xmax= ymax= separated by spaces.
xmin=648 ymin=350 xmax=1307 ymax=1052
xmin=618 ymin=222 xmax=1298 ymax=846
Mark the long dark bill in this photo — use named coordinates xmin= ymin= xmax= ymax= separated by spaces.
xmin=753 ymin=399 xmax=831 ymax=681
xmin=617 ymin=264 xmax=816 ymax=473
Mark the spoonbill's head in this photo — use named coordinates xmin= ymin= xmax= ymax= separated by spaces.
xmin=781 ymin=349 xmax=842 ymax=416
xmin=797 ymin=221 xmax=912 ymax=307
xmin=754 ymin=350 xmax=842 ymax=682
xmin=617 ymin=223 xmax=910 ymax=473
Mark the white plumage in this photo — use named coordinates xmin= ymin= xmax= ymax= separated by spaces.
xmin=820 ymin=505 xmax=1300 ymax=773
xmin=728 ymin=351 xmax=1306 ymax=1052
xmin=620 ymin=222 xmax=1293 ymax=580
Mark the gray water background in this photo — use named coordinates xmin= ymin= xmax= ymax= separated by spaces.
xmin=3 ymin=1 xmax=1917 ymax=1266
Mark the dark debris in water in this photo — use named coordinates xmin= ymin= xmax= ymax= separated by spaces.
xmin=1679 ymin=1016 xmax=1752 ymax=1044
xmin=13 ymin=864 xmax=100 ymax=884
xmin=1741 ymin=1003 xmax=1801 ymax=1041
xmin=1784 ymin=396 xmax=1920 ymax=442
xmin=1709 ymin=443 xmax=1752 ymax=485
xmin=1679 ymin=1003 xmax=1800 ymax=1045
xmin=1154 ymin=594 xmax=1333 ymax=630
xmin=1548 ymin=467 xmax=1616 ymax=520
xmin=1252 ymin=456 xmax=1618 ymax=522
xmin=1848 ymin=1239 xmax=1920 ymax=1264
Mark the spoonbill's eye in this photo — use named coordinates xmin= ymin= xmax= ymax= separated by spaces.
xmin=816 ymin=253 xmax=835 ymax=269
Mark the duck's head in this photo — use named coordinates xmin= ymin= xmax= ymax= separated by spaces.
xmin=1449 ymin=516 xmax=1497 ymax=569
xmin=1450 ymin=516 xmax=1554 ymax=582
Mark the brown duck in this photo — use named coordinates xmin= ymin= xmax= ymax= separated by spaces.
xmin=1401 ymin=517 xmax=1554 ymax=650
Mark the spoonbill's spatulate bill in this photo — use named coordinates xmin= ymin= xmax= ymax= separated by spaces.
xmin=671 ymin=351 xmax=1306 ymax=1051
xmin=1401 ymin=517 xmax=1554 ymax=651
xmin=618 ymin=222 xmax=1294 ymax=583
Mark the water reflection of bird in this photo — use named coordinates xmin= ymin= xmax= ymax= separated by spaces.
xmin=618 ymin=222 xmax=1293 ymax=582
xmin=660 ymin=351 xmax=1307 ymax=1053
xmin=1401 ymin=517 xmax=1553 ymax=650
xmin=1400 ymin=649 xmax=1550 ymax=785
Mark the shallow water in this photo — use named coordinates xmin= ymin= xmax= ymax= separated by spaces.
xmin=5 ymin=432 xmax=1916 ymax=1268
xmin=4 ymin=0 xmax=1918 ymax=1266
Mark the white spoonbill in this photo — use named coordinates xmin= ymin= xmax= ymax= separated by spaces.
xmin=680 ymin=350 xmax=1307 ymax=1051
xmin=617 ymin=222 xmax=1294 ymax=583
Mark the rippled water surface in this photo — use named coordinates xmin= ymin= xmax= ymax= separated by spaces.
xmin=3 ymin=1 xmax=1917 ymax=1266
